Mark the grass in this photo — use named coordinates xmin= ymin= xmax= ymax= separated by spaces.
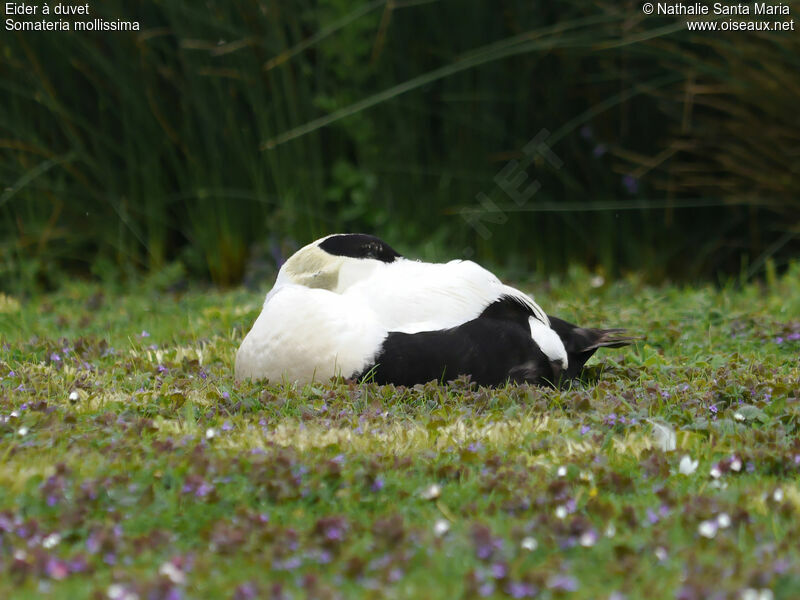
xmin=1 ymin=265 xmax=799 ymax=599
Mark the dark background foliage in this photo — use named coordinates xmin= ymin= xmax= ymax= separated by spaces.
xmin=1 ymin=0 xmax=798 ymax=291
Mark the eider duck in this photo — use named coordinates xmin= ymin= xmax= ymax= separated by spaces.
xmin=235 ymin=234 xmax=633 ymax=386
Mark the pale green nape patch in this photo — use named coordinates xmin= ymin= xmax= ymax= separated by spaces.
xmin=281 ymin=245 xmax=342 ymax=290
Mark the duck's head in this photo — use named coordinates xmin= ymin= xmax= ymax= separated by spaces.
xmin=274 ymin=233 xmax=402 ymax=292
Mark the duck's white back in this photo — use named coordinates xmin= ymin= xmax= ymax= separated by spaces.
xmin=341 ymin=258 xmax=549 ymax=332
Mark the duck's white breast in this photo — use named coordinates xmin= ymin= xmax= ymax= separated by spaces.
xmin=234 ymin=285 xmax=386 ymax=385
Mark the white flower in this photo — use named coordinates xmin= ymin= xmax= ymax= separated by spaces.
xmin=716 ymin=513 xmax=731 ymax=529
xmin=205 ymin=428 xmax=216 ymax=440
xmin=557 ymin=466 xmax=567 ymax=477
xmin=654 ymin=546 xmax=668 ymax=561
xmin=698 ymin=520 xmax=718 ymax=538
xmin=730 ymin=458 xmax=742 ymax=472
xmin=107 ymin=585 xmax=139 ymax=600
xmin=433 ymin=519 xmax=450 ymax=537
xmin=710 ymin=466 xmax=722 ymax=479
xmin=679 ymin=455 xmax=698 ymax=475
xmin=159 ymin=561 xmax=186 ymax=585
xmin=421 ymin=483 xmax=441 ymax=500
xmin=579 ymin=531 xmax=597 ymax=547
xmin=42 ymin=533 xmax=61 ymax=549
xmin=734 ymin=412 xmax=745 ymax=422
xmin=773 ymin=488 xmax=784 ymax=503
xmin=69 ymin=391 xmax=79 ymax=402
xmin=10 ymin=411 xmax=19 ymax=418
xmin=605 ymin=523 xmax=616 ymax=538
xmin=17 ymin=427 xmax=28 ymax=436
xmin=741 ymin=589 xmax=774 ymax=600
xmin=520 ymin=536 xmax=538 ymax=551
xmin=555 ymin=505 xmax=568 ymax=519
xmin=648 ymin=420 xmax=676 ymax=452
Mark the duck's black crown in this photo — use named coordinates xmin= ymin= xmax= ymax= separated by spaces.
xmin=318 ymin=234 xmax=401 ymax=263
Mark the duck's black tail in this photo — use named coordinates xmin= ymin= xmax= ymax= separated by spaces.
xmin=547 ymin=315 xmax=639 ymax=380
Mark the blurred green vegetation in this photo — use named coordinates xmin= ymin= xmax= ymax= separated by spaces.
xmin=1 ymin=0 xmax=798 ymax=292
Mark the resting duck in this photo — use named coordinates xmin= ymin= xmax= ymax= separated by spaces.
xmin=235 ymin=234 xmax=633 ymax=386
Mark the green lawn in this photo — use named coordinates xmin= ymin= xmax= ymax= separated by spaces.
xmin=1 ymin=266 xmax=799 ymax=599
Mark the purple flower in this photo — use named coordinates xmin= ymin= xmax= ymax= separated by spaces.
xmin=45 ymin=558 xmax=69 ymax=580
xmin=580 ymin=125 xmax=593 ymax=139
xmin=622 ymin=174 xmax=639 ymax=194
xmin=773 ymin=559 xmax=791 ymax=574
xmin=325 ymin=525 xmax=344 ymax=542
xmin=232 ymin=582 xmax=260 ymax=600
xmin=199 ymin=370 xmax=208 ymax=380
xmin=580 ymin=425 xmax=591 ymax=435
xmin=478 ymin=582 xmax=496 ymax=597
xmin=490 ymin=563 xmax=507 ymax=579
xmin=775 ymin=337 xmax=784 ymax=344
xmin=50 ymin=353 xmax=61 ymax=362
xmin=276 ymin=556 xmax=301 ymax=571
xmin=195 ymin=482 xmax=214 ymax=498
xmin=370 ymin=477 xmax=385 ymax=492
xmin=157 ymin=364 xmax=168 ymax=374
xmin=548 ymin=574 xmax=579 ymax=592
xmin=163 ymin=588 xmax=183 ymax=600
xmin=593 ymin=144 xmax=607 ymax=158
xmin=222 ymin=392 xmax=230 ymax=400
xmin=507 ymin=582 xmax=537 ymax=598
xmin=221 ymin=421 xmax=233 ymax=432
xmin=139 ymin=330 xmax=150 ymax=338
xmin=67 ymin=556 xmax=89 ymax=574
